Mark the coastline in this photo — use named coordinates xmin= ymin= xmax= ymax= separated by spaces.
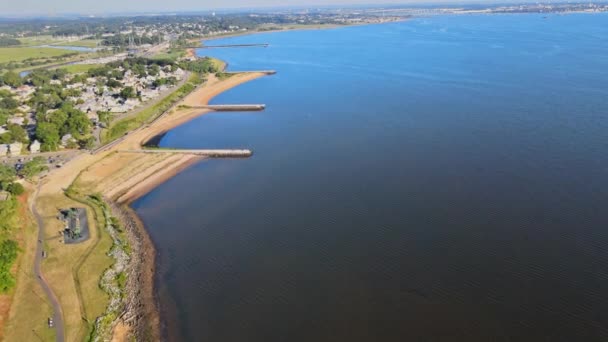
xmin=87 ymin=74 xmax=268 ymax=341
xmin=29 ymin=63 xmax=269 ymax=340
xmin=194 ymin=19 xmax=409 ymax=45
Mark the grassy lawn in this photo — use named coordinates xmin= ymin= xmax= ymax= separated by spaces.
xmin=36 ymin=191 xmax=113 ymax=341
xmin=150 ymin=48 xmax=186 ymax=61
xmin=210 ymin=57 xmax=226 ymax=71
xmin=57 ymin=63 xmax=103 ymax=74
xmin=0 ymin=47 xmax=76 ymax=63
xmin=3 ymin=190 xmax=55 ymax=342
xmin=101 ymin=73 xmax=203 ymax=144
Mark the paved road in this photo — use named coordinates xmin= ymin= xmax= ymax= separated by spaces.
xmin=31 ymin=185 xmax=65 ymax=342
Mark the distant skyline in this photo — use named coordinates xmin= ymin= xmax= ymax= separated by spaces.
xmin=2 ymin=0 xmax=581 ymax=16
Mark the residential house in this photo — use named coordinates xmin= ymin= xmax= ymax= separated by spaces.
xmin=0 ymin=144 xmax=8 ymax=157
xmin=9 ymin=142 xmax=22 ymax=156
xmin=30 ymin=140 xmax=41 ymax=154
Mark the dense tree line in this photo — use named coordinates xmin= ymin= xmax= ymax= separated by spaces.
xmin=0 ymin=52 xmax=79 ymax=72
xmin=181 ymin=57 xmax=219 ymax=74
xmin=0 ymin=164 xmax=24 ymax=293
xmin=101 ymin=34 xmax=158 ymax=47
xmin=0 ymin=37 xmax=21 ymax=47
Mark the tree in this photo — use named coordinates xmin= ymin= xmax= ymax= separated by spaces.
xmin=0 ymin=124 xmax=27 ymax=144
xmin=107 ymin=78 xmax=122 ymax=89
xmin=36 ymin=122 xmax=60 ymax=151
xmin=48 ymin=109 xmax=68 ymax=129
xmin=0 ymin=240 xmax=18 ymax=293
xmin=6 ymin=182 xmax=24 ymax=196
xmin=120 ymin=86 xmax=136 ymax=99
xmin=0 ymin=97 xmax=18 ymax=110
xmin=0 ymin=38 xmax=21 ymax=47
xmin=0 ymin=165 xmax=16 ymax=183
xmin=148 ymin=64 xmax=160 ymax=76
xmin=0 ymin=71 xmax=22 ymax=88
xmin=18 ymin=157 xmax=48 ymax=179
xmin=0 ymin=110 xmax=8 ymax=126
xmin=65 ymin=110 xmax=91 ymax=137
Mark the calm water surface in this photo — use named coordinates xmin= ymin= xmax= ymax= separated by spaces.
xmin=133 ymin=14 xmax=608 ymax=341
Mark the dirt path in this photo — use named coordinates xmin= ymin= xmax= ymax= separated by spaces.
xmin=31 ymin=185 xmax=65 ymax=342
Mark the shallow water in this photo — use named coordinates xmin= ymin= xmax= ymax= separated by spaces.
xmin=133 ymin=14 xmax=608 ymax=341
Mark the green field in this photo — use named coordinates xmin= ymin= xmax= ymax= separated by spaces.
xmin=0 ymin=47 xmax=76 ymax=63
xmin=57 ymin=63 xmax=103 ymax=74
xmin=150 ymin=49 xmax=186 ymax=61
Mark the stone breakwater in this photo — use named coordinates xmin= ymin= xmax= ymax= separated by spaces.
xmin=93 ymin=200 xmax=131 ymax=341
xmin=108 ymin=201 xmax=160 ymax=341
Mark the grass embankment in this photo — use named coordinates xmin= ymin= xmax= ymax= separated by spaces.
xmin=35 ymin=185 xmax=113 ymax=341
xmin=64 ymin=182 xmax=130 ymax=341
xmin=101 ymin=72 xmax=204 ymax=144
xmin=3 ymin=189 xmax=55 ymax=342
xmin=0 ymin=47 xmax=76 ymax=63
xmin=150 ymin=49 xmax=186 ymax=61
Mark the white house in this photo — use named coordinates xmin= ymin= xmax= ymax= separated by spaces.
xmin=0 ymin=144 xmax=8 ymax=157
xmin=29 ymin=140 xmax=41 ymax=154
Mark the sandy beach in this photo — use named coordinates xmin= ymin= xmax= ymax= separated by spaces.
xmin=33 ymin=68 xmax=269 ymax=341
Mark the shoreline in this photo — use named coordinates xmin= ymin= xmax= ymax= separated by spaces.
xmin=30 ymin=62 xmax=269 ymax=340
xmin=194 ymin=19 xmax=409 ymax=45
xmin=105 ymin=74 xmax=267 ymax=340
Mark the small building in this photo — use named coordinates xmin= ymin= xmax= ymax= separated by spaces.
xmin=8 ymin=142 xmax=22 ymax=156
xmin=0 ymin=191 xmax=9 ymax=202
xmin=30 ymin=140 xmax=41 ymax=154
xmin=59 ymin=208 xmax=90 ymax=244
xmin=0 ymin=144 xmax=8 ymax=157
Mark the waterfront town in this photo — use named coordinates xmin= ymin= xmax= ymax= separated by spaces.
xmin=1 ymin=3 xmax=608 ymax=342
xmin=0 ymin=61 xmax=189 ymax=157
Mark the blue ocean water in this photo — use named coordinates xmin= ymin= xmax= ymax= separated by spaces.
xmin=133 ymin=14 xmax=608 ymax=341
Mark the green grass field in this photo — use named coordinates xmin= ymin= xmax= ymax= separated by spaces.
xmin=150 ymin=49 xmax=186 ymax=61
xmin=57 ymin=63 xmax=103 ymax=74
xmin=0 ymin=47 xmax=76 ymax=63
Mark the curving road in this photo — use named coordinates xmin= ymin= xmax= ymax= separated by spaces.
xmin=31 ymin=185 xmax=65 ymax=342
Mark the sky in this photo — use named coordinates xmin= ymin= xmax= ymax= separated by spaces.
xmin=1 ymin=0 xmax=555 ymax=16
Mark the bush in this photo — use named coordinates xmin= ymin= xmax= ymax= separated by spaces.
xmin=6 ymin=183 xmax=24 ymax=196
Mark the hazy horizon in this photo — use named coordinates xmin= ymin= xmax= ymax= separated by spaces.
xmin=2 ymin=0 xmax=585 ymax=16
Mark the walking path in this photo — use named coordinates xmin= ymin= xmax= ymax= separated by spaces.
xmin=31 ymin=185 xmax=65 ymax=342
